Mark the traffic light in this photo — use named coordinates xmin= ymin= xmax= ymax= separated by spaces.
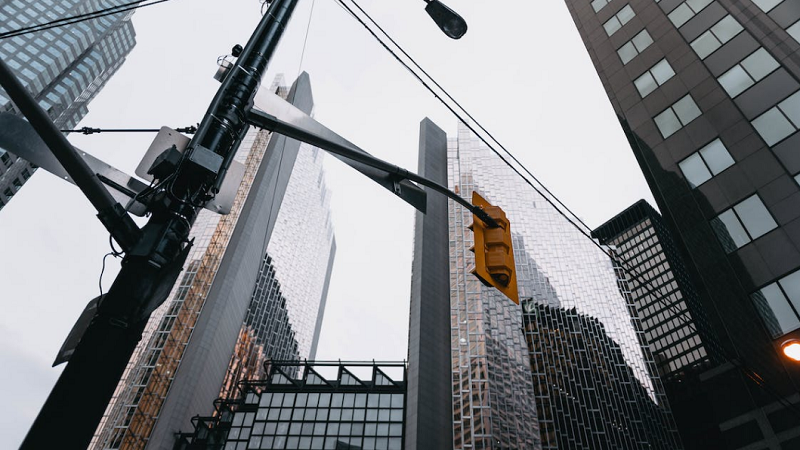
xmin=469 ymin=191 xmax=519 ymax=304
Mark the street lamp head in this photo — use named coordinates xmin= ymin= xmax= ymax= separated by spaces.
xmin=424 ymin=0 xmax=468 ymax=39
xmin=782 ymin=339 xmax=800 ymax=362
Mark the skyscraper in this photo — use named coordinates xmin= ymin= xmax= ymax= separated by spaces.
xmin=563 ymin=0 xmax=800 ymax=446
xmin=593 ymin=200 xmax=721 ymax=445
xmin=408 ymin=120 xmax=680 ymax=449
xmin=90 ymin=73 xmax=336 ymax=450
xmin=0 ymin=0 xmax=137 ymax=210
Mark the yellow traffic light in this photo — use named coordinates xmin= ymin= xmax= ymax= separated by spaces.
xmin=469 ymin=191 xmax=519 ymax=304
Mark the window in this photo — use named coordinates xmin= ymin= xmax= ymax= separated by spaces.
xmin=690 ymin=15 xmax=744 ymax=59
xmin=654 ymin=95 xmax=702 ymax=138
xmin=711 ymin=194 xmax=777 ymax=252
xmin=787 ymin=20 xmax=800 ymax=44
xmin=618 ymin=29 xmax=654 ymax=64
xmin=752 ymin=270 xmax=800 ymax=337
xmin=717 ymin=48 xmax=779 ymax=97
xmin=752 ymin=90 xmax=800 ymax=146
xmin=592 ymin=0 xmax=610 ymax=13
xmin=604 ymin=5 xmax=635 ymax=36
xmin=678 ymin=138 xmax=735 ymax=187
xmin=669 ymin=0 xmax=713 ymax=28
xmin=634 ymin=59 xmax=675 ymax=97
xmin=753 ymin=0 xmax=782 ymax=13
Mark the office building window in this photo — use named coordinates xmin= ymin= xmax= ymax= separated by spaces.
xmin=752 ymin=90 xmax=800 ymax=146
xmin=678 ymin=138 xmax=734 ymax=187
xmin=654 ymin=95 xmax=702 ymax=138
xmin=669 ymin=0 xmax=713 ymax=28
xmin=711 ymin=194 xmax=778 ymax=252
xmin=787 ymin=20 xmax=800 ymax=43
xmin=752 ymin=270 xmax=800 ymax=338
xmin=618 ymin=29 xmax=654 ymax=64
xmin=717 ymin=48 xmax=779 ymax=98
xmin=634 ymin=59 xmax=675 ymax=97
xmin=753 ymin=0 xmax=783 ymax=13
xmin=604 ymin=5 xmax=635 ymax=36
xmin=690 ymin=15 xmax=744 ymax=59
xmin=592 ymin=0 xmax=610 ymax=13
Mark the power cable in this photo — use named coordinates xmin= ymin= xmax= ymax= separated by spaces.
xmin=61 ymin=126 xmax=197 ymax=134
xmin=0 ymin=0 xmax=175 ymax=40
xmin=336 ymin=0 xmax=800 ymax=418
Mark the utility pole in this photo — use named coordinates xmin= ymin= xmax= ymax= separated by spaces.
xmin=0 ymin=0 xmax=477 ymax=447
xmin=14 ymin=0 xmax=300 ymax=447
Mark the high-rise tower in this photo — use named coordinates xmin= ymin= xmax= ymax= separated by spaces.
xmin=0 ymin=0 xmax=137 ymax=210
xmin=90 ymin=73 xmax=336 ymax=450
xmin=563 ymin=0 xmax=800 ymax=446
xmin=408 ymin=120 xmax=681 ymax=449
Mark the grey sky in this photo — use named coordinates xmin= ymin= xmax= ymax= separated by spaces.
xmin=0 ymin=0 xmax=654 ymax=446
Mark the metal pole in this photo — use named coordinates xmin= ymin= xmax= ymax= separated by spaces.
xmin=20 ymin=1 xmax=299 ymax=447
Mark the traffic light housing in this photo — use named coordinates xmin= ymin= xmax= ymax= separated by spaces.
xmin=469 ymin=192 xmax=519 ymax=304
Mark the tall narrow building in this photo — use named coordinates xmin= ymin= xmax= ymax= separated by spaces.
xmin=0 ymin=0 xmax=137 ymax=210
xmin=90 ymin=73 xmax=336 ymax=450
xmin=563 ymin=0 xmax=800 ymax=446
xmin=407 ymin=121 xmax=681 ymax=449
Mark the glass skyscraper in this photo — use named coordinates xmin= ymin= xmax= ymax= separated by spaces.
xmin=90 ymin=74 xmax=336 ymax=450
xmin=0 ymin=0 xmax=137 ymax=209
xmin=408 ymin=120 xmax=681 ymax=449
xmin=563 ymin=0 xmax=800 ymax=446
xmin=175 ymin=361 xmax=407 ymax=450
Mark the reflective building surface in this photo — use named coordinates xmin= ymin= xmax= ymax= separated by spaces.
xmin=409 ymin=120 xmax=681 ymax=449
xmin=593 ymin=200 xmax=714 ymax=380
xmin=0 ymin=0 xmax=136 ymax=209
xmin=176 ymin=361 xmax=407 ymax=450
xmin=563 ymin=0 xmax=800 ymax=446
xmin=91 ymin=74 xmax=336 ymax=450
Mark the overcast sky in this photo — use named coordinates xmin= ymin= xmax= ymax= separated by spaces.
xmin=0 ymin=0 xmax=655 ymax=445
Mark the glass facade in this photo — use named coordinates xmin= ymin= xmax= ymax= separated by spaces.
xmin=446 ymin=124 xmax=680 ymax=449
xmin=91 ymin=76 xmax=336 ymax=450
xmin=174 ymin=361 xmax=406 ymax=450
xmin=0 ymin=0 xmax=137 ymax=210
xmin=562 ymin=0 xmax=800 ymax=445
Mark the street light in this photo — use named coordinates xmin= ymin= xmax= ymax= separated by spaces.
xmin=424 ymin=0 xmax=468 ymax=39
xmin=781 ymin=339 xmax=800 ymax=362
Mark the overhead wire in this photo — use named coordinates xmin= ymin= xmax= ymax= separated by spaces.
xmin=335 ymin=0 xmax=800 ymax=418
xmin=0 ymin=0 xmax=175 ymax=40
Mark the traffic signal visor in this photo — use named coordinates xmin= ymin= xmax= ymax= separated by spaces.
xmin=469 ymin=192 xmax=519 ymax=304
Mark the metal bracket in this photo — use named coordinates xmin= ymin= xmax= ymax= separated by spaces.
xmin=247 ymin=87 xmax=427 ymax=213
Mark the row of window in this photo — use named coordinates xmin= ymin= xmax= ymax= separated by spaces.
xmin=229 ymin=420 xmax=403 ymax=438
xmin=225 ymin=435 xmax=403 ymax=450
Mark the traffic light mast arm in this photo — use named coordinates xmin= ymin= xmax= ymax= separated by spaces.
xmin=247 ymin=106 xmax=500 ymax=228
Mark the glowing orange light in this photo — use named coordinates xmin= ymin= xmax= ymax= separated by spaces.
xmin=781 ymin=340 xmax=800 ymax=362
